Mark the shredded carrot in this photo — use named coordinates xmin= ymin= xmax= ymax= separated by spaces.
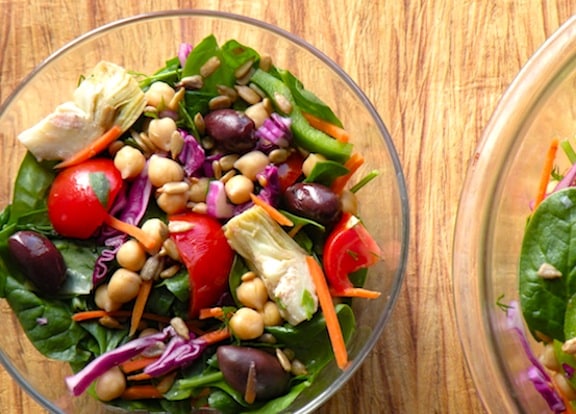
xmin=121 ymin=385 xmax=163 ymax=400
xmin=330 ymin=287 xmax=381 ymax=299
xmin=198 ymin=327 xmax=230 ymax=345
xmin=199 ymin=307 xmax=224 ymax=320
xmin=55 ymin=125 xmax=123 ymax=169
xmin=250 ymin=193 xmax=294 ymax=227
xmin=305 ymin=256 xmax=349 ymax=370
xmin=302 ymin=112 xmax=350 ymax=143
xmin=71 ymin=310 xmax=108 ymax=322
xmin=534 ymin=137 xmax=560 ymax=209
xmin=104 ymin=214 xmax=158 ymax=252
xmin=288 ymin=223 xmax=304 ymax=238
xmin=72 ymin=309 xmax=172 ymax=325
xmin=331 ymin=153 xmax=365 ymax=194
xmin=130 ymin=279 xmax=154 ymax=336
xmin=126 ymin=372 xmax=154 ymax=382
xmin=120 ymin=356 xmax=160 ymax=374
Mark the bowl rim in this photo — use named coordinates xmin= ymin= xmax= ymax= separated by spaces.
xmin=0 ymin=8 xmax=409 ymax=414
xmin=453 ymin=14 xmax=576 ymax=413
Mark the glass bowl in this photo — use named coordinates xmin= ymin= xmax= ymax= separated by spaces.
xmin=454 ymin=15 xmax=576 ymax=414
xmin=0 ymin=10 xmax=408 ymax=414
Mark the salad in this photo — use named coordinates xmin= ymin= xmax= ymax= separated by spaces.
xmin=0 ymin=35 xmax=383 ymax=413
xmin=517 ymin=138 xmax=576 ymax=413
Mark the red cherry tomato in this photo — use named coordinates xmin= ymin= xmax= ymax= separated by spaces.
xmin=47 ymin=158 xmax=123 ymax=239
xmin=169 ymin=213 xmax=235 ymax=318
xmin=277 ymin=152 xmax=304 ymax=192
xmin=322 ymin=213 xmax=381 ymax=293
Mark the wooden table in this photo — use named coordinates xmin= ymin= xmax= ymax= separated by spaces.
xmin=1 ymin=1 xmax=574 ymax=413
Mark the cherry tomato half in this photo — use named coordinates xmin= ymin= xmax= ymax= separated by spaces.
xmin=322 ymin=213 xmax=381 ymax=293
xmin=47 ymin=158 xmax=123 ymax=239
xmin=169 ymin=213 xmax=235 ymax=318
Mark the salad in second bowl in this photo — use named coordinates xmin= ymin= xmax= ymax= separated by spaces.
xmin=0 ymin=34 xmax=384 ymax=413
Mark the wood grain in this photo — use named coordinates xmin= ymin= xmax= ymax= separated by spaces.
xmin=0 ymin=1 xmax=575 ymax=413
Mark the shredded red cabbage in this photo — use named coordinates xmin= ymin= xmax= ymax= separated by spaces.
xmin=178 ymin=129 xmax=205 ymax=176
xmin=256 ymin=164 xmax=280 ymax=207
xmin=178 ymin=43 xmax=193 ymax=68
xmin=507 ymin=301 xmax=566 ymax=413
xmin=66 ymin=327 xmax=172 ymax=396
xmin=144 ymin=333 xmax=206 ymax=377
xmin=564 ymin=363 xmax=575 ymax=380
xmin=206 ymin=180 xmax=234 ymax=219
xmin=92 ymin=167 xmax=152 ymax=284
xmin=255 ymin=113 xmax=292 ymax=148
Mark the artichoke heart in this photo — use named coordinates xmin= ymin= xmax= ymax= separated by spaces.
xmin=18 ymin=61 xmax=145 ymax=161
xmin=224 ymin=205 xmax=318 ymax=325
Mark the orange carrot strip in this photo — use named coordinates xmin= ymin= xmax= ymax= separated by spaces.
xmin=302 ymin=112 xmax=350 ymax=143
xmin=71 ymin=310 xmax=108 ymax=322
xmin=120 ymin=356 xmax=160 ymax=374
xmin=126 ymin=372 xmax=153 ymax=382
xmin=199 ymin=307 xmax=224 ymax=320
xmin=104 ymin=214 xmax=158 ymax=252
xmin=199 ymin=327 xmax=230 ymax=345
xmin=130 ymin=279 xmax=154 ymax=336
xmin=330 ymin=287 xmax=381 ymax=299
xmin=305 ymin=256 xmax=349 ymax=370
xmin=121 ymin=385 xmax=163 ymax=400
xmin=331 ymin=153 xmax=365 ymax=194
xmin=534 ymin=137 xmax=560 ymax=209
xmin=72 ymin=310 xmax=172 ymax=325
xmin=55 ymin=125 xmax=123 ymax=169
xmin=250 ymin=193 xmax=293 ymax=227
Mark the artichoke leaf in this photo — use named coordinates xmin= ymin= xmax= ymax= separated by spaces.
xmin=18 ymin=61 xmax=145 ymax=161
xmin=224 ymin=205 xmax=318 ymax=325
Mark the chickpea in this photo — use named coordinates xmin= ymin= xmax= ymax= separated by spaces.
xmin=107 ymin=268 xmax=142 ymax=304
xmin=225 ymin=174 xmax=254 ymax=205
xmin=236 ymin=277 xmax=268 ymax=310
xmin=145 ymin=81 xmax=175 ymax=109
xmin=189 ymin=177 xmax=210 ymax=203
xmin=94 ymin=284 xmax=122 ymax=312
xmin=141 ymin=218 xmax=169 ymax=254
xmin=95 ymin=366 xmax=126 ymax=402
xmin=148 ymin=117 xmax=177 ymax=152
xmin=113 ymin=145 xmax=146 ymax=180
xmin=229 ymin=307 xmax=264 ymax=340
xmin=233 ymin=150 xmax=269 ymax=181
xmin=116 ymin=239 xmax=147 ymax=271
xmin=302 ymin=153 xmax=327 ymax=177
xmin=148 ymin=154 xmax=184 ymax=187
xmin=340 ymin=189 xmax=358 ymax=215
xmin=244 ymin=100 xmax=271 ymax=128
xmin=540 ymin=343 xmax=561 ymax=372
xmin=156 ymin=191 xmax=188 ymax=215
xmin=261 ymin=301 xmax=283 ymax=326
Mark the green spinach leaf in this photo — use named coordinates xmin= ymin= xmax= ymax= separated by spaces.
xmin=519 ymin=187 xmax=576 ymax=341
xmin=303 ymin=159 xmax=349 ymax=186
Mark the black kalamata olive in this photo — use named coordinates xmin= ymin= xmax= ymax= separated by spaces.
xmin=217 ymin=345 xmax=291 ymax=401
xmin=8 ymin=230 xmax=67 ymax=294
xmin=204 ymin=108 xmax=256 ymax=153
xmin=283 ymin=182 xmax=342 ymax=228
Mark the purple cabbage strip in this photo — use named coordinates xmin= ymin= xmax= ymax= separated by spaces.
xmin=255 ymin=113 xmax=292 ymax=148
xmin=92 ymin=166 xmax=153 ymax=285
xmin=65 ymin=327 xmax=172 ymax=396
xmin=554 ymin=161 xmax=576 ymax=192
xmin=256 ymin=164 xmax=280 ymax=207
xmin=178 ymin=43 xmax=193 ymax=68
xmin=563 ymin=363 xmax=575 ymax=380
xmin=178 ymin=129 xmax=206 ymax=176
xmin=144 ymin=333 xmax=206 ymax=377
xmin=206 ymin=180 xmax=234 ymax=219
xmin=202 ymin=153 xmax=223 ymax=178
xmin=506 ymin=301 xmax=566 ymax=413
